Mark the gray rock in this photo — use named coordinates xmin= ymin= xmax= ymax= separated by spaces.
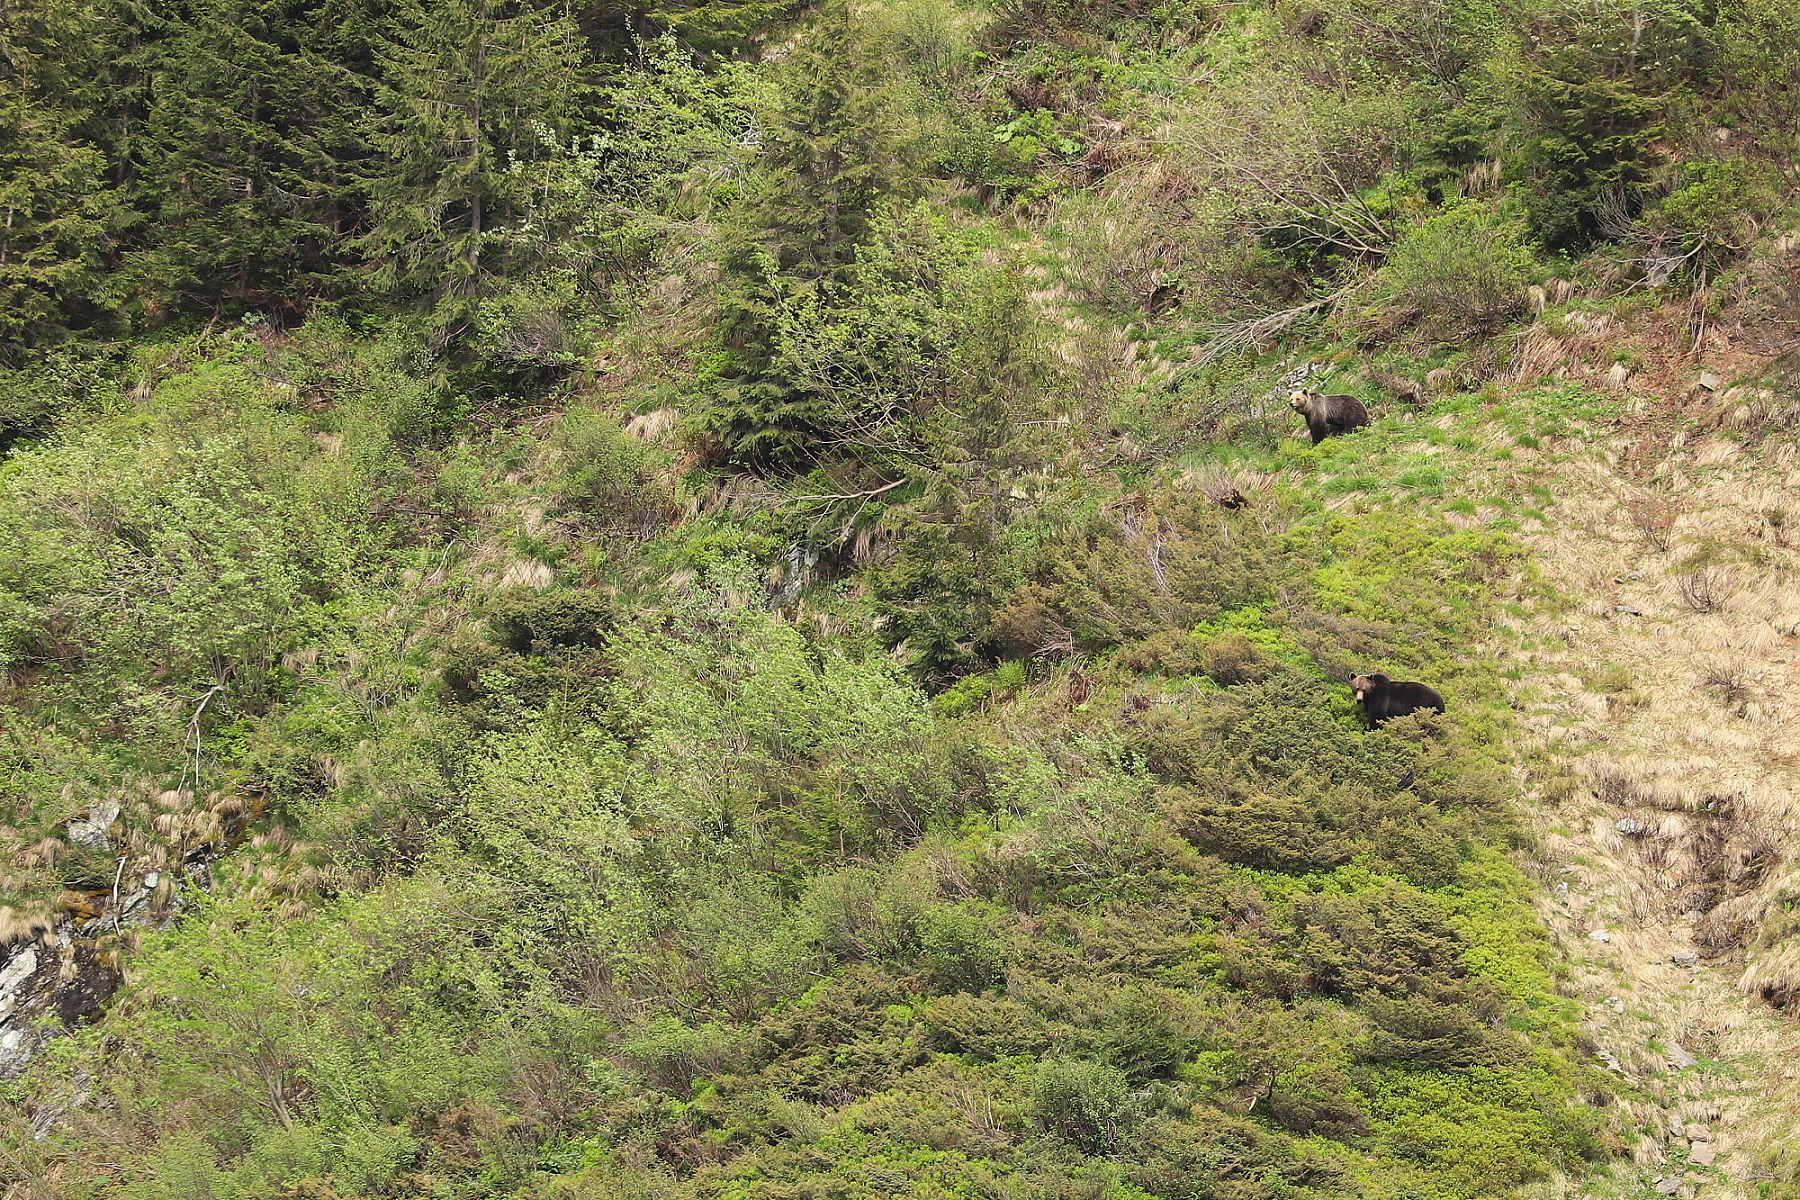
xmin=1699 ymin=371 xmax=1724 ymax=391
xmin=1616 ymin=604 xmax=1644 ymax=616
xmin=1665 ymin=1042 xmax=1698 ymax=1069
xmin=1668 ymin=1116 xmax=1686 ymax=1137
xmin=0 ymin=1023 xmax=45 ymax=1078
xmin=66 ymin=800 xmax=119 ymax=850
xmin=0 ymin=948 xmax=38 ymax=1023
xmin=1689 ymin=1141 xmax=1716 ymax=1166
xmin=1686 ymin=1124 xmax=1711 ymax=1143
xmin=1590 ymin=928 xmax=1613 ymax=943
xmin=1671 ymin=951 xmax=1698 ymax=968
xmin=1616 ymin=817 xmax=1645 ymax=835
xmin=1655 ymin=1177 xmax=1682 ymax=1194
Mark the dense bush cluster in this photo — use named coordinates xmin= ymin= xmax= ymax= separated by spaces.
xmin=0 ymin=334 xmax=1606 ymax=1199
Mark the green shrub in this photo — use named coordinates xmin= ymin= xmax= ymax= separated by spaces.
xmin=1350 ymin=205 xmax=1534 ymax=343
xmin=1116 ymin=629 xmax=1209 ymax=675
xmin=1168 ymin=786 xmax=1359 ymax=873
xmin=922 ymin=993 xmax=1056 ymax=1058
xmin=1031 ymin=1059 xmax=1133 ymax=1152
xmin=920 ymin=903 xmax=1005 ymax=992
xmin=1649 ymin=156 xmax=1782 ymax=273
xmin=1199 ymin=631 xmax=1275 ymax=685
xmin=550 ymin=406 xmax=668 ymax=533
xmin=1714 ymin=0 xmax=1800 ymax=171
xmin=1282 ymin=884 xmax=1472 ymax=999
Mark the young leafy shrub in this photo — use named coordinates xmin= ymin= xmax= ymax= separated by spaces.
xmin=1647 ymin=157 xmax=1782 ymax=276
xmin=1031 ymin=1058 xmax=1134 ymax=1152
xmin=1300 ymin=0 xmax=1511 ymax=88
xmin=920 ymin=903 xmax=1005 ymax=993
xmin=625 ymin=1015 xmax=763 ymax=1096
xmin=549 ymin=406 xmax=668 ymax=534
xmin=1714 ymin=0 xmax=1800 ymax=171
xmin=1350 ymin=205 xmax=1534 ymax=343
xmin=682 ymin=877 xmax=821 ymax=1020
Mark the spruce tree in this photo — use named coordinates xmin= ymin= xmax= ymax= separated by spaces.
xmin=361 ymin=0 xmax=582 ymax=334
xmin=752 ymin=0 xmax=908 ymax=280
xmin=0 ymin=90 xmax=113 ymax=357
xmin=0 ymin=0 xmax=120 ymax=353
xmin=700 ymin=0 xmax=914 ymax=472
xmin=117 ymin=0 xmax=384 ymax=315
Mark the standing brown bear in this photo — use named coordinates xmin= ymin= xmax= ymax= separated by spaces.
xmin=1351 ymin=673 xmax=1445 ymax=725
xmin=1289 ymin=389 xmax=1371 ymax=444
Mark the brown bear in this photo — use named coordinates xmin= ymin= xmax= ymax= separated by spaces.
xmin=1350 ymin=673 xmax=1445 ymax=725
xmin=1289 ymin=390 xmax=1371 ymax=444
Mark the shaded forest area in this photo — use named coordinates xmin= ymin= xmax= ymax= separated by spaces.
xmin=2 ymin=0 xmax=1799 ymax=1196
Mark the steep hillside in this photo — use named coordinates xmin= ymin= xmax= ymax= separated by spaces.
xmin=2 ymin=0 xmax=1800 ymax=1197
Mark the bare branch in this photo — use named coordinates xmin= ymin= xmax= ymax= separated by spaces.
xmin=1182 ymin=285 xmax=1358 ymax=371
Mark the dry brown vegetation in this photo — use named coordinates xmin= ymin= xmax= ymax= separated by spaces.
xmin=1493 ymin=392 xmax=1800 ymax=1192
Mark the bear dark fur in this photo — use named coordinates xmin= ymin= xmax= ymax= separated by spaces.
xmin=1289 ymin=390 xmax=1371 ymax=444
xmin=1350 ymin=673 xmax=1445 ymax=724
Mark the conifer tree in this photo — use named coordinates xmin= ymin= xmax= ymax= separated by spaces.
xmin=700 ymin=0 xmax=915 ymax=472
xmin=751 ymin=0 xmax=909 ymax=280
xmin=361 ymin=0 xmax=582 ymax=334
xmin=0 ymin=91 xmax=113 ymax=357
xmin=118 ymin=0 xmax=383 ymax=315
xmin=0 ymin=0 xmax=120 ymax=353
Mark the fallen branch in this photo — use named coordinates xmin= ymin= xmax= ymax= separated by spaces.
xmin=793 ymin=477 xmax=909 ymax=503
xmin=1182 ymin=285 xmax=1356 ymax=374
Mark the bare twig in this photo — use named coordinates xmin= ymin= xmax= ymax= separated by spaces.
xmin=180 ymin=685 xmax=225 ymax=796
xmin=1676 ymin=567 xmax=1720 ymax=614
xmin=792 ymin=478 xmax=909 ymax=503
xmin=110 ymin=855 xmax=128 ymax=935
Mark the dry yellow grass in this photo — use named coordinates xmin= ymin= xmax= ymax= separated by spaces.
xmin=1504 ymin=433 xmax=1800 ymax=1195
